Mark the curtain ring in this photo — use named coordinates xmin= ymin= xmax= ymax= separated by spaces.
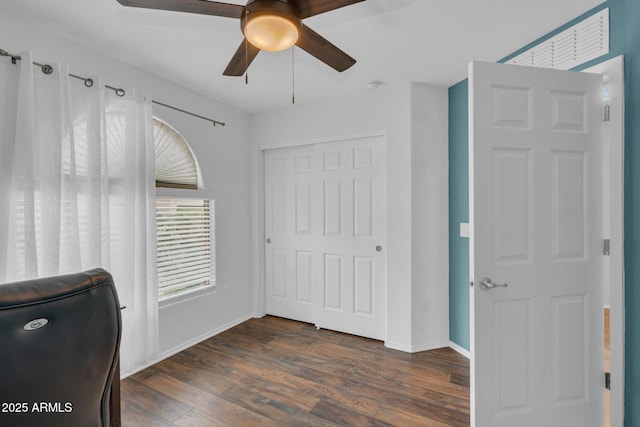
xmin=115 ymin=88 xmax=125 ymax=97
xmin=84 ymin=78 xmax=94 ymax=88
xmin=41 ymin=64 xmax=53 ymax=75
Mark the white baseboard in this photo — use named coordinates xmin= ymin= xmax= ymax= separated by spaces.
xmin=449 ymin=341 xmax=471 ymax=359
xmin=385 ymin=340 xmax=450 ymax=353
xmin=121 ymin=313 xmax=254 ymax=379
xmin=411 ymin=341 xmax=451 ymax=353
xmin=384 ymin=340 xmax=412 ymax=353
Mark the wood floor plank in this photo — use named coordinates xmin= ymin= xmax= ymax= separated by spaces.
xmin=171 ymin=409 xmax=233 ymax=427
xmin=229 ymin=378 xmax=321 ymax=413
xmin=121 ymin=399 xmax=176 ymax=427
xmin=311 ymin=399 xmax=394 ymax=427
xmin=138 ymin=373 xmax=276 ymax=426
xmin=121 ymin=316 xmax=470 ymax=426
xmin=228 ymin=356 xmax=383 ymax=417
xmin=150 ymin=357 xmax=236 ymax=396
xmin=376 ymin=393 xmax=470 ymax=427
xmin=374 ymin=403 xmax=454 ymax=427
xmin=121 ymin=377 xmax=192 ymax=423
xmin=342 ymin=364 xmax=470 ymax=406
xmin=220 ymin=384 xmax=330 ymax=426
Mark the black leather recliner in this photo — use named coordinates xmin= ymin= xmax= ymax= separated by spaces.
xmin=0 ymin=268 xmax=122 ymax=427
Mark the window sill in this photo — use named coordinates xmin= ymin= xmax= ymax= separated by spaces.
xmin=156 ymin=187 xmax=213 ymax=200
xmin=158 ymin=284 xmax=216 ymax=309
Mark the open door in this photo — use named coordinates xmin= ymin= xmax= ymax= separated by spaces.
xmin=469 ymin=61 xmax=603 ymax=426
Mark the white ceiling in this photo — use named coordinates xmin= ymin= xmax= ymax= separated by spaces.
xmin=0 ymin=0 xmax=604 ymax=113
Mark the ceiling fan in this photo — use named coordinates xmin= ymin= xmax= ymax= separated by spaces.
xmin=115 ymin=0 xmax=365 ymax=76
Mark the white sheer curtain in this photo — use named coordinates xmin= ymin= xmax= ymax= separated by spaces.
xmin=0 ymin=51 xmax=158 ymax=375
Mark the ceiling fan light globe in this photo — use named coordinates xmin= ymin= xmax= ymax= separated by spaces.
xmin=246 ymin=15 xmax=299 ymax=52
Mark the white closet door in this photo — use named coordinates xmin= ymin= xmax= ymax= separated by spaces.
xmin=264 ymin=136 xmax=387 ymax=340
xmin=313 ymin=137 xmax=386 ymax=340
xmin=264 ymin=145 xmax=316 ymax=323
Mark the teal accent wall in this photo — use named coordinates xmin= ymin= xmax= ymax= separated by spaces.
xmin=447 ymin=1 xmax=640 ymax=423
xmin=448 ymin=79 xmax=469 ymax=351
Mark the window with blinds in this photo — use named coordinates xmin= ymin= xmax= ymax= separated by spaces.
xmin=153 ymin=117 xmax=215 ymax=300
xmin=156 ymin=198 xmax=214 ymax=299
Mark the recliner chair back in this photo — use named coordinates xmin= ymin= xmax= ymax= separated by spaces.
xmin=0 ymin=268 xmax=121 ymax=427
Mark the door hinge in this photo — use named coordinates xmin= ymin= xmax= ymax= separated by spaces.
xmin=604 ymin=104 xmax=610 ymax=122
xmin=605 ymin=372 xmax=611 ymax=390
xmin=603 ymin=239 xmax=610 ymax=256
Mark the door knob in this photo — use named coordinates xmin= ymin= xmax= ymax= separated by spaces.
xmin=479 ymin=277 xmax=508 ymax=291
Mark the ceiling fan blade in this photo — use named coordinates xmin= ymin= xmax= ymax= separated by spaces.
xmin=295 ymin=25 xmax=356 ymax=72
xmin=223 ymin=39 xmax=261 ymax=76
xmin=116 ymin=0 xmax=244 ymax=19
xmin=289 ymin=0 xmax=365 ymax=18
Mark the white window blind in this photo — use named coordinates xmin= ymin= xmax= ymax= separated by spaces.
xmin=505 ymin=8 xmax=609 ymax=70
xmin=154 ymin=118 xmax=198 ymax=189
xmin=156 ymin=197 xmax=215 ymax=299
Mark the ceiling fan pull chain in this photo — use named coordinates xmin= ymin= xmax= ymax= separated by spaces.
xmin=245 ymin=36 xmax=248 ymax=84
xmin=291 ymin=45 xmax=295 ymax=104
xmin=245 ymin=10 xmax=249 ymax=85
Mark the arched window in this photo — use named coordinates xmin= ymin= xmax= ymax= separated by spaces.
xmin=153 ymin=118 xmax=215 ymax=300
xmin=154 ymin=118 xmax=199 ymax=189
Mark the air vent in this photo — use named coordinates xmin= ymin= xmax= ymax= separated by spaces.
xmin=505 ymin=8 xmax=609 ymax=70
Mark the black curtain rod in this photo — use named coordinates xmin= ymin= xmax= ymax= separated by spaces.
xmin=0 ymin=48 xmax=225 ymax=127
xmin=151 ymin=100 xmax=225 ymax=127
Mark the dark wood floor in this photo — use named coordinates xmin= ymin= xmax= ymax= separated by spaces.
xmin=121 ymin=316 xmax=470 ymax=426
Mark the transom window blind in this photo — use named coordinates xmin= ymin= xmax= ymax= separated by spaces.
xmin=505 ymin=8 xmax=609 ymax=71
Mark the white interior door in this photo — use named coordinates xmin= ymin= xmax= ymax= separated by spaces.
xmin=264 ymin=136 xmax=387 ymax=340
xmin=469 ymin=61 xmax=603 ymax=426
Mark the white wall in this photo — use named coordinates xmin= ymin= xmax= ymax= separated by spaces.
xmin=250 ymin=83 xmax=449 ymax=351
xmin=0 ymin=10 xmax=253 ymax=371
xmin=410 ymin=83 xmax=450 ymax=350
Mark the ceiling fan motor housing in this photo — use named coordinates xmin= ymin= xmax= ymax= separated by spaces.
xmin=242 ymin=0 xmax=302 ymax=51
